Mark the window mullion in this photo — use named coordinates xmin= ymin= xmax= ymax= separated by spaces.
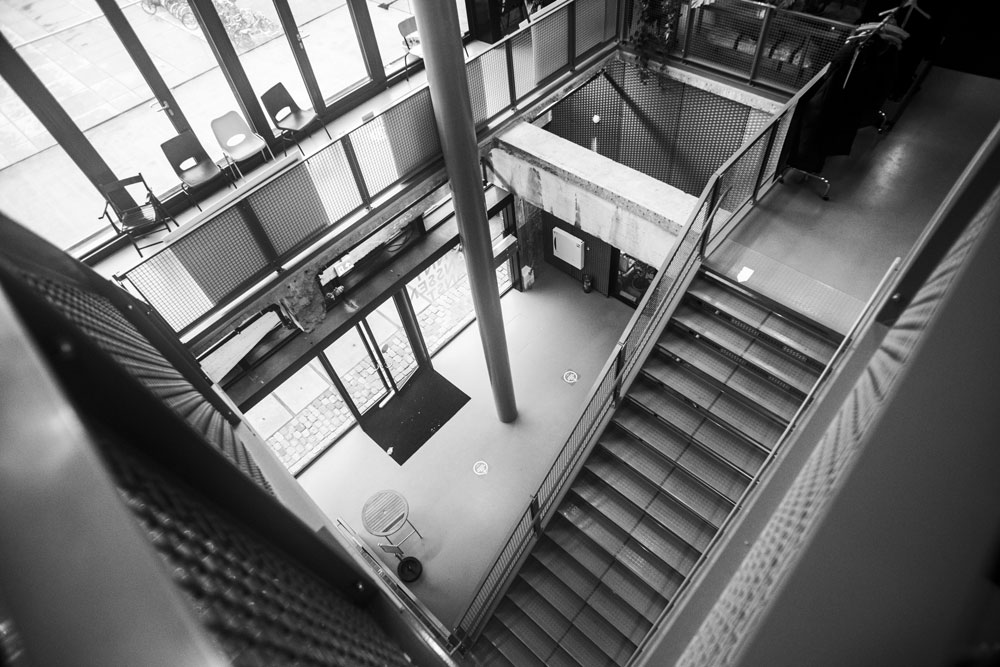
xmin=93 ymin=0 xmax=191 ymax=135
xmin=346 ymin=0 xmax=387 ymax=86
xmin=271 ymin=0 xmax=326 ymax=115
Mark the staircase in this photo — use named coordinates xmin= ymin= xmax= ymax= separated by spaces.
xmin=469 ymin=267 xmax=842 ymax=666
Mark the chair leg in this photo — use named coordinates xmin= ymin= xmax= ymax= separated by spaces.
xmin=183 ymin=185 xmax=202 ymax=212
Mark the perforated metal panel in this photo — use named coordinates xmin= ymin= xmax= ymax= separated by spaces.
xmin=307 ymin=141 xmax=365 ymax=225
xmin=756 ymin=10 xmax=851 ymax=91
xmin=102 ymin=440 xmax=409 ymax=667
xmin=467 ymin=47 xmax=511 ymax=127
xmin=549 ymin=60 xmax=757 ymax=196
xmin=349 ymin=89 xmax=441 ymax=196
xmin=685 ymin=2 xmax=766 ymax=78
xmin=247 ymin=164 xmax=330 ymax=256
xmin=19 ymin=272 xmax=272 ymax=492
xmin=575 ymin=0 xmax=606 ymax=56
xmin=127 ymin=249 xmax=214 ymax=331
xmin=171 ymin=207 xmax=270 ymax=305
xmin=511 ymin=8 xmax=570 ymax=100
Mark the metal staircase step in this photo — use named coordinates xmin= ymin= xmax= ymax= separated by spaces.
xmin=469 ymin=631 xmax=516 ymax=667
xmin=560 ymin=494 xmax=683 ymax=599
xmin=587 ymin=449 xmax=714 ymax=552
xmin=613 ymin=399 xmax=750 ymax=502
xmin=643 ymin=354 xmax=721 ymax=411
xmin=576 ymin=470 xmax=699 ymax=578
xmin=520 ymin=564 xmax=626 ymax=667
xmin=626 ymin=377 xmax=703 ymax=437
xmin=599 ymin=429 xmax=732 ymax=529
xmin=692 ymin=418 xmax=768 ymax=475
xmin=686 ymin=275 xmax=770 ymax=329
xmin=660 ymin=328 xmax=799 ymax=423
xmin=482 ymin=615 xmax=546 ymax=667
xmin=709 ymin=392 xmax=784 ymax=448
xmin=543 ymin=523 xmax=668 ymax=623
xmin=759 ymin=311 xmax=838 ymax=367
xmin=673 ymin=305 xmax=818 ymax=395
xmin=494 ymin=597 xmax=561 ymax=666
xmin=507 ymin=576 xmax=573 ymax=647
xmin=530 ymin=543 xmax=652 ymax=643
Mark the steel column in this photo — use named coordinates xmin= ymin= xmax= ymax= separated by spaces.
xmin=412 ymin=0 xmax=517 ymax=423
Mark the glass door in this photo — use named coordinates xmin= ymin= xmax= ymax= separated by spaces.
xmin=323 ymin=295 xmax=418 ymax=415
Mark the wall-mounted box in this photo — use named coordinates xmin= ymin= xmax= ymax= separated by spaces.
xmin=552 ymin=227 xmax=584 ymax=270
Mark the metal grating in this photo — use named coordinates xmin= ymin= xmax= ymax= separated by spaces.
xmin=348 ymin=88 xmax=441 ymax=196
xmin=510 ymin=7 xmax=570 ymax=100
xmin=756 ymin=10 xmax=851 ymax=91
xmin=20 ymin=271 xmax=272 ymax=491
xmin=576 ymin=0 xmax=605 ymax=56
xmin=307 ymin=140 xmax=365 ymax=224
xmin=101 ymin=439 xmax=409 ymax=667
xmin=674 ymin=86 xmax=751 ymax=195
xmin=171 ymin=207 xmax=270 ymax=305
xmin=685 ymin=2 xmax=766 ymax=78
xmin=127 ymin=249 xmax=214 ymax=331
xmin=467 ymin=47 xmax=511 ymax=127
xmin=671 ymin=1 xmax=690 ymax=57
xmin=247 ymin=163 xmax=330 ymax=255
xmin=548 ymin=74 xmax=624 ymax=162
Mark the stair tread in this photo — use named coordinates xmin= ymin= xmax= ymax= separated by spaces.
xmin=628 ymin=378 xmax=704 ymax=436
xmin=663 ymin=329 xmax=799 ymax=422
xmin=470 ymin=636 xmax=515 ymax=667
xmin=588 ymin=450 xmax=714 ymax=552
xmin=613 ymin=402 xmax=689 ymax=460
xmin=560 ymin=498 xmax=683 ymax=597
xmin=544 ymin=525 xmax=668 ymax=623
xmin=643 ymin=355 xmax=721 ymax=409
xmin=693 ymin=418 xmax=768 ymax=475
xmin=561 ymin=625 xmax=618 ymax=667
xmin=711 ymin=392 xmax=783 ymax=448
xmin=687 ymin=276 xmax=770 ymax=328
xmin=600 ymin=429 xmax=732 ymax=528
xmin=495 ymin=598 xmax=559 ymax=664
xmin=507 ymin=576 xmax=574 ymax=644
xmin=575 ymin=472 xmax=700 ymax=576
xmin=482 ymin=617 xmax=547 ymax=667
xmin=744 ymin=340 xmax=818 ymax=394
xmin=530 ymin=545 xmax=652 ymax=643
xmin=759 ymin=311 xmax=838 ymax=365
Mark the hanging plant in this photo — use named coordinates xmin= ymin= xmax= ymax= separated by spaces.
xmin=631 ymin=0 xmax=682 ymax=82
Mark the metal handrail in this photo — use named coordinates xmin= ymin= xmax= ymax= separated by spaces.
xmin=451 ymin=49 xmax=834 ymax=647
xmin=625 ymin=255 xmax=902 ymax=663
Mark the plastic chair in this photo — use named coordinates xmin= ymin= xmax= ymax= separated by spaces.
xmin=160 ymin=130 xmax=233 ymax=212
xmin=210 ymin=110 xmax=275 ymax=180
xmin=260 ymin=83 xmax=331 ymax=156
xmin=397 ymin=17 xmax=468 ymax=80
xmin=98 ymin=174 xmax=177 ymax=257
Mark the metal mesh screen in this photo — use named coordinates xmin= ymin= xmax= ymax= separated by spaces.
xmin=685 ymin=2 xmax=767 ymax=78
xmin=467 ymin=46 xmax=511 ymax=127
xmin=548 ymin=73 xmax=624 ymax=162
xmin=762 ymin=109 xmax=792 ymax=188
xmin=672 ymin=1 xmax=690 ymax=56
xmin=348 ymin=89 xmax=441 ymax=196
xmin=714 ymin=128 xmax=769 ymax=230
xmin=510 ymin=7 xmax=570 ymax=100
xmin=756 ymin=10 xmax=851 ymax=91
xmin=247 ymin=163 xmax=330 ymax=256
xmin=101 ymin=439 xmax=409 ymax=667
xmin=576 ymin=0 xmax=606 ymax=56
xmin=19 ymin=271 xmax=272 ymax=491
xmin=306 ymin=141 xmax=365 ymax=226
xmin=673 ymin=85 xmax=751 ymax=194
xmin=171 ymin=207 xmax=270 ymax=305
xmin=127 ymin=250 xmax=214 ymax=331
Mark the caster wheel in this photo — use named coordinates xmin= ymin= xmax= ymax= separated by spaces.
xmin=397 ymin=556 xmax=422 ymax=582
xmin=822 ymin=195 xmax=830 ymax=201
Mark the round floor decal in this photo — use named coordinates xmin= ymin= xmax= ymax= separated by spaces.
xmin=473 ymin=460 xmax=489 ymax=476
xmin=563 ymin=370 xmax=579 ymax=384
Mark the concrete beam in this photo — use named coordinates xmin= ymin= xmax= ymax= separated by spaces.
xmin=489 ymin=122 xmax=698 ymax=268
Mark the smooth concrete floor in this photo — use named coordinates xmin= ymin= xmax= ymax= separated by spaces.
xmin=299 ymin=266 xmax=632 ymax=627
xmin=712 ymin=67 xmax=1000 ymax=332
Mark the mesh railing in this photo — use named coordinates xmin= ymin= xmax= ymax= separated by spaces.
xmin=453 ymin=61 xmax=832 ymax=650
xmin=118 ymin=0 xmax=620 ymax=336
xmin=629 ymin=0 xmax=853 ymax=93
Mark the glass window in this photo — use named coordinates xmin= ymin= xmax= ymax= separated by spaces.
xmin=0 ymin=80 xmax=107 ymax=250
xmin=119 ymin=0 xmax=244 ymax=164
xmin=287 ymin=0 xmax=369 ymax=103
xmin=365 ymin=0 xmax=469 ymax=78
xmin=244 ymin=359 xmax=355 ymax=474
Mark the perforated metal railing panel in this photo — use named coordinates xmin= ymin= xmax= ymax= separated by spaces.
xmin=510 ymin=8 xmax=570 ymax=101
xmin=349 ymin=89 xmax=442 ymax=196
xmin=247 ymin=163 xmax=330 ymax=256
xmin=19 ymin=271 xmax=272 ymax=492
xmin=756 ymin=11 xmax=851 ymax=91
xmin=100 ymin=435 xmax=409 ymax=667
xmin=575 ymin=0 xmax=606 ymax=56
xmin=549 ymin=59 xmax=757 ymax=196
xmin=308 ymin=141 xmax=366 ymax=222
xmin=686 ymin=2 xmax=766 ymax=78
xmin=467 ymin=47 xmax=511 ymax=128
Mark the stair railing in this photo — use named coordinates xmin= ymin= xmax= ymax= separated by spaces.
xmin=453 ymin=61 xmax=832 ymax=651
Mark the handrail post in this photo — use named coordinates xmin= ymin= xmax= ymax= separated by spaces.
xmin=748 ymin=4 xmax=774 ymax=84
xmin=752 ymin=119 xmax=780 ymax=202
xmin=682 ymin=4 xmax=697 ymax=59
xmin=612 ymin=343 xmax=626 ymax=406
xmin=505 ymin=39 xmax=518 ymax=108
xmin=567 ymin=1 xmax=577 ymax=70
xmin=341 ymin=134 xmax=373 ymax=209
xmin=529 ymin=495 xmax=542 ymax=535
xmin=700 ymin=180 xmax=720 ymax=259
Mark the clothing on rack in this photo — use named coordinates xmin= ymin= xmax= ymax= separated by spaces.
xmin=784 ymin=26 xmax=899 ymax=173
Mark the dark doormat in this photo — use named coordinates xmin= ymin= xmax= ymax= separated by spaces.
xmin=359 ymin=368 xmax=469 ymax=465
